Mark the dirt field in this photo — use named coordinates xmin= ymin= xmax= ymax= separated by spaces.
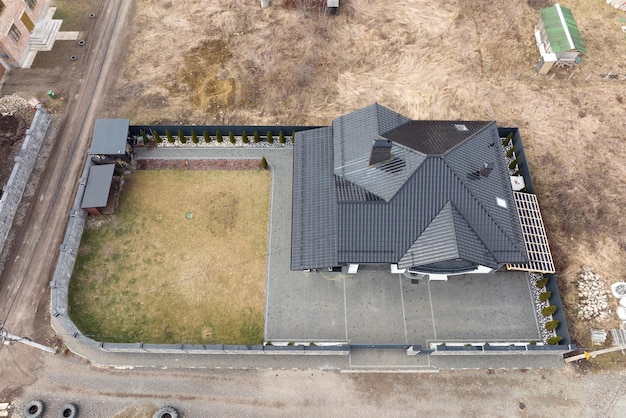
xmin=94 ymin=0 xmax=626 ymax=349
xmin=69 ymin=170 xmax=270 ymax=344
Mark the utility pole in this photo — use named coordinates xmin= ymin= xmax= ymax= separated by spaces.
xmin=565 ymin=346 xmax=626 ymax=363
xmin=0 ymin=327 xmax=56 ymax=354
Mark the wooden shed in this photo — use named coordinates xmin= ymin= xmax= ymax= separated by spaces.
xmin=534 ymin=3 xmax=586 ymax=74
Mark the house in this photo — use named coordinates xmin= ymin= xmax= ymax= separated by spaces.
xmin=291 ymin=104 xmax=554 ymax=280
xmin=0 ymin=0 xmax=61 ymax=80
xmin=534 ymin=3 xmax=587 ymax=74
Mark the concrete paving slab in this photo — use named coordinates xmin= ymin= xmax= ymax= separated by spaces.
xmin=429 ymin=272 xmax=540 ymax=342
xmin=350 ymin=349 xmax=433 ymax=368
xmin=265 ymin=271 xmax=346 ymax=341
xmin=401 ymin=275 xmax=436 ymax=345
xmin=344 ymin=266 xmax=406 ymax=344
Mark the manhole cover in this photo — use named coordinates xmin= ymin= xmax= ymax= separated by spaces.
xmin=186 ymin=212 xmax=193 ymax=219
xmin=518 ymin=402 xmax=526 ymax=411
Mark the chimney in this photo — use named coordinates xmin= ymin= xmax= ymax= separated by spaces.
xmin=368 ymin=140 xmax=393 ymax=166
xmin=479 ymin=162 xmax=494 ymax=178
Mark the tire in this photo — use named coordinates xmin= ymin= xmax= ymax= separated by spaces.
xmin=60 ymin=403 xmax=78 ymax=418
xmin=24 ymin=400 xmax=44 ymax=418
xmin=154 ymin=406 xmax=179 ymax=418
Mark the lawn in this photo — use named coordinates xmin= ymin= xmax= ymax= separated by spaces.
xmin=68 ymin=169 xmax=270 ymax=344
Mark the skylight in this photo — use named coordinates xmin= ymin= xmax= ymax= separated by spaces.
xmin=496 ymin=197 xmax=508 ymax=208
xmin=454 ymin=124 xmax=468 ymax=132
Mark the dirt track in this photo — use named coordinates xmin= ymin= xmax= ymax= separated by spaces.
xmin=0 ymin=0 xmax=134 ymax=397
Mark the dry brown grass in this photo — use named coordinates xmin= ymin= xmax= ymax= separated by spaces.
xmin=103 ymin=0 xmax=626 ymax=348
xmin=69 ymin=170 xmax=270 ymax=344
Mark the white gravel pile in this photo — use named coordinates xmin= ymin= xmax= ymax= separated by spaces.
xmin=577 ymin=266 xmax=612 ymax=322
xmin=0 ymin=93 xmax=30 ymax=116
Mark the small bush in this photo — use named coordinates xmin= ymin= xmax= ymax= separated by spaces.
xmin=542 ymin=305 xmax=557 ymax=316
xmin=140 ymin=129 xmax=148 ymax=143
xmin=203 ymin=131 xmax=211 ymax=143
xmin=191 ymin=131 xmax=199 ymax=144
xmin=216 ymin=131 xmax=223 ymax=143
xmin=545 ymin=319 xmax=559 ymax=331
xmin=529 ymin=340 xmax=537 ymax=346
xmin=165 ymin=129 xmax=174 ymax=143
xmin=535 ymin=277 xmax=549 ymax=289
xmin=291 ymin=130 xmax=296 ymax=143
xmin=152 ymin=130 xmax=162 ymax=143
xmin=279 ymin=131 xmax=285 ymax=144
xmin=242 ymin=131 xmax=249 ymax=144
xmin=229 ymin=131 xmax=236 ymax=144
xmin=547 ymin=336 xmax=563 ymax=345
xmin=502 ymin=132 xmax=513 ymax=146
xmin=261 ymin=156 xmax=268 ymax=170
xmin=508 ymin=158 xmax=519 ymax=170
xmin=178 ymin=129 xmax=186 ymax=144
xmin=253 ymin=131 xmax=260 ymax=143
xmin=287 ymin=341 xmax=294 ymax=346
xmin=539 ymin=290 xmax=552 ymax=302
xmin=267 ymin=130 xmax=274 ymax=144
xmin=505 ymin=146 xmax=515 ymax=158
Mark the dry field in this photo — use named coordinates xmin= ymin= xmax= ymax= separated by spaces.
xmin=69 ymin=170 xmax=270 ymax=344
xmin=102 ymin=0 xmax=626 ymax=349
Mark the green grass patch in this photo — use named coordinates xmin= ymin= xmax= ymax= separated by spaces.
xmin=69 ymin=170 xmax=270 ymax=344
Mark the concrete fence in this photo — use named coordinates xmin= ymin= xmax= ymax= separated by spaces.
xmin=0 ymin=105 xmax=52 ymax=255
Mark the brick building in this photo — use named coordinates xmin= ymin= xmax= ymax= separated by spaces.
xmin=0 ymin=0 xmax=57 ymax=80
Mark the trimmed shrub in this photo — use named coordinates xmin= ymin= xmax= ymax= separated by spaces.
xmin=542 ymin=305 xmax=557 ymax=316
xmin=547 ymin=336 xmax=563 ymax=345
xmin=229 ymin=131 xmax=236 ymax=144
xmin=191 ymin=131 xmax=199 ymax=144
xmin=165 ymin=129 xmax=174 ymax=143
xmin=266 ymin=130 xmax=274 ymax=144
xmin=261 ymin=156 xmax=268 ymax=170
xmin=216 ymin=131 xmax=223 ymax=143
xmin=535 ymin=277 xmax=549 ymax=289
xmin=178 ymin=129 xmax=186 ymax=144
xmin=508 ymin=158 xmax=519 ymax=170
xmin=242 ymin=131 xmax=249 ymax=144
xmin=502 ymin=132 xmax=513 ymax=146
xmin=253 ymin=131 xmax=260 ymax=143
xmin=529 ymin=340 xmax=537 ymax=346
xmin=539 ymin=290 xmax=552 ymax=302
xmin=203 ymin=131 xmax=211 ymax=143
xmin=505 ymin=146 xmax=516 ymax=158
xmin=291 ymin=130 xmax=296 ymax=143
xmin=545 ymin=319 xmax=559 ymax=331
xmin=279 ymin=131 xmax=286 ymax=144
xmin=152 ymin=130 xmax=162 ymax=143
xmin=140 ymin=129 xmax=148 ymax=143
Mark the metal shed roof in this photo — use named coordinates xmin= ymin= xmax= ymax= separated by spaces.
xmin=540 ymin=3 xmax=586 ymax=54
xmin=81 ymin=164 xmax=115 ymax=208
xmin=89 ymin=119 xmax=130 ymax=155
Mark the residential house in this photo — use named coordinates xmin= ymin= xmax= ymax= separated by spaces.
xmin=291 ymin=103 xmax=554 ymax=280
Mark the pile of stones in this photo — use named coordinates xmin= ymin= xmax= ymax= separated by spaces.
xmin=0 ymin=93 xmax=30 ymax=117
xmin=577 ymin=266 xmax=612 ymax=322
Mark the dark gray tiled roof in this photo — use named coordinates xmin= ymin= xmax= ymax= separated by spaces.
xmin=81 ymin=164 xmax=115 ymax=208
xmin=382 ymin=120 xmax=489 ymax=155
xmin=291 ymin=104 xmax=528 ymax=271
xmin=90 ymin=119 xmax=129 ymax=155
xmin=291 ymin=127 xmax=338 ymax=270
